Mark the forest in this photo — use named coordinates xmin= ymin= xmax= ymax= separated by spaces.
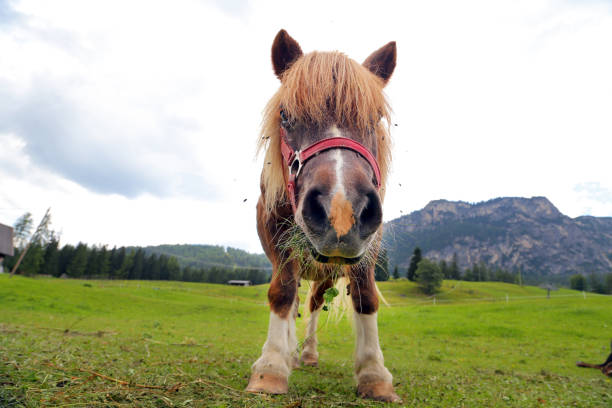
xmin=3 ymin=241 xmax=270 ymax=285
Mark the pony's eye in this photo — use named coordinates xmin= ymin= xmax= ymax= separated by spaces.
xmin=280 ymin=110 xmax=292 ymax=129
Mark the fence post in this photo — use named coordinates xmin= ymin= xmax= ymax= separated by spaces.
xmin=582 ymin=291 xmax=586 ymax=299
xmin=433 ymin=296 xmax=436 ymax=305
xmin=506 ymin=294 xmax=509 ymax=304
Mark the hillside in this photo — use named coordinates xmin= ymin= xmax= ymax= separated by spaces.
xmin=384 ymin=196 xmax=612 ymax=279
xmin=131 ymin=244 xmax=271 ymax=271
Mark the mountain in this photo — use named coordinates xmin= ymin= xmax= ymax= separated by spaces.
xmin=132 ymin=244 xmax=271 ymax=271
xmin=383 ymin=197 xmax=612 ymax=279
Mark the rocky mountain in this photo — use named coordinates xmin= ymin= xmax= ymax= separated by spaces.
xmin=383 ymin=197 xmax=612 ymax=279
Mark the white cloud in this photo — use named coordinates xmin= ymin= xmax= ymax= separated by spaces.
xmin=1 ymin=0 xmax=611 ymax=253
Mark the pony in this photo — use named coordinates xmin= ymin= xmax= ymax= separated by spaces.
xmin=246 ymin=29 xmax=399 ymax=402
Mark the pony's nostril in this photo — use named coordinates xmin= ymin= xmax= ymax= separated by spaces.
xmin=301 ymin=189 xmax=328 ymax=232
xmin=359 ymin=192 xmax=382 ymax=237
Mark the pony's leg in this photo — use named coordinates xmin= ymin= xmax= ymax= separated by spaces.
xmin=288 ymin=292 xmax=300 ymax=369
xmin=349 ymin=265 xmax=400 ymax=403
xmin=301 ymin=278 xmax=334 ymax=366
xmin=246 ymin=259 xmax=298 ymax=394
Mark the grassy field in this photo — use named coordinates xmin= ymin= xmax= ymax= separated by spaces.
xmin=1 ymin=275 xmax=611 ymax=407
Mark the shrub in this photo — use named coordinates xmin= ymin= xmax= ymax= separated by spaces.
xmin=569 ymin=274 xmax=586 ymax=291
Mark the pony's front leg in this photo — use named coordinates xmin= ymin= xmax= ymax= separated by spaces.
xmin=246 ymin=261 xmax=298 ymax=394
xmin=350 ymin=266 xmax=400 ymax=403
xmin=301 ymin=278 xmax=334 ymax=366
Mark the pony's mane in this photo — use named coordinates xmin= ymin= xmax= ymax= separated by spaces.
xmin=257 ymin=51 xmax=392 ymax=215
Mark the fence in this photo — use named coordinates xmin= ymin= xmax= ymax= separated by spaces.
xmin=388 ymin=291 xmax=594 ymax=307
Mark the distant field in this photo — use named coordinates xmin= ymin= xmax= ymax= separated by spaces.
xmin=1 ymin=275 xmax=611 ymax=407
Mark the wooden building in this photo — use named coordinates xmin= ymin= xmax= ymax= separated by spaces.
xmin=227 ymin=280 xmax=252 ymax=287
xmin=0 ymin=223 xmax=14 ymax=273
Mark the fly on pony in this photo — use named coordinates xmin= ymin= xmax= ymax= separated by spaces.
xmin=247 ymin=29 xmax=400 ymax=403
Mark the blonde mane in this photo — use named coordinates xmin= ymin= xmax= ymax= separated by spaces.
xmin=257 ymin=51 xmax=392 ymax=215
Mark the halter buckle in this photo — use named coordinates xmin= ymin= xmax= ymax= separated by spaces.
xmin=289 ymin=151 xmax=302 ymax=178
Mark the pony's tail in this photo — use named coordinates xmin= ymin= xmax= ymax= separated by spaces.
xmin=376 ymin=282 xmax=389 ymax=307
xmin=576 ymin=361 xmax=602 ymax=369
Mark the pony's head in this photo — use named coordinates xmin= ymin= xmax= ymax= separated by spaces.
xmin=259 ymin=29 xmax=396 ymax=265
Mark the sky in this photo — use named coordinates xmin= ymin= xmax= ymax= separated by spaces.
xmin=0 ymin=0 xmax=611 ymax=253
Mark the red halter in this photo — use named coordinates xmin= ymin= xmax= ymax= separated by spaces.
xmin=279 ymin=127 xmax=382 ymax=213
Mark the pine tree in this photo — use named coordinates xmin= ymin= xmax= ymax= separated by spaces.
xmin=142 ymin=253 xmax=156 ymax=280
xmin=449 ymin=253 xmax=461 ymax=279
xmin=42 ymin=239 xmax=60 ymax=276
xmin=98 ymin=246 xmax=111 ymax=278
xmin=605 ymin=273 xmax=612 ymax=294
xmin=589 ymin=273 xmax=606 ymax=294
xmin=569 ymin=274 xmax=586 ymax=291
xmin=167 ymin=257 xmax=181 ymax=281
xmin=19 ymin=243 xmax=44 ymax=275
xmin=13 ymin=212 xmax=33 ymax=250
xmin=392 ymin=266 xmax=399 ymax=280
xmin=129 ymin=249 xmax=145 ymax=280
xmin=85 ymin=246 xmax=99 ymax=278
xmin=111 ymin=247 xmax=126 ymax=278
xmin=58 ymin=244 xmax=75 ymax=276
xmin=439 ymin=259 xmax=448 ymax=279
xmin=463 ymin=267 xmax=475 ymax=281
xmin=183 ymin=266 xmax=194 ymax=282
xmin=246 ymin=268 xmax=260 ymax=284
xmin=472 ymin=262 xmax=481 ymax=281
xmin=159 ymin=254 xmax=170 ymax=280
xmin=116 ymin=250 xmax=134 ymax=280
xmin=407 ymin=247 xmax=422 ymax=282
xmin=148 ymin=254 xmax=161 ymax=280
xmin=478 ymin=261 xmax=490 ymax=282
xmin=415 ymin=259 xmax=443 ymax=295
xmin=67 ymin=243 xmax=88 ymax=278
xmin=108 ymin=247 xmax=117 ymax=279
xmin=374 ymin=249 xmax=389 ymax=281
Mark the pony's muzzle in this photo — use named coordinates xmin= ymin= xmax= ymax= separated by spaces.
xmin=301 ymin=186 xmax=382 ymax=262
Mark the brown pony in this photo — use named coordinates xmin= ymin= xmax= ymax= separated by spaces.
xmin=246 ymin=29 xmax=399 ymax=402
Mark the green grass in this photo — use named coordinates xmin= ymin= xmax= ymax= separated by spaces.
xmin=1 ymin=275 xmax=611 ymax=407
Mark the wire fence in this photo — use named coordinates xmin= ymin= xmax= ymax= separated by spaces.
xmin=90 ymin=280 xmax=607 ymax=309
xmin=387 ymin=291 xmax=595 ymax=307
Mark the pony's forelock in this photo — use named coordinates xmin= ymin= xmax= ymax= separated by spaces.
xmin=257 ymin=51 xmax=392 ymax=215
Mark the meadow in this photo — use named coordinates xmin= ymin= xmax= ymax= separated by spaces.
xmin=0 ymin=274 xmax=611 ymax=407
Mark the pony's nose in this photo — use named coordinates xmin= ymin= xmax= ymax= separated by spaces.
xmin=301 ymin=188 xmax=329 ymax=234
xmin=357 ymin=191 xmax=382 ymax=238
xmin=301 ymin=187 xmax=382 ymax=240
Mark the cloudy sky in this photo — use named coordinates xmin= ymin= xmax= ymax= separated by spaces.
xmin=1 ymin=0 xmax=611 ymax=253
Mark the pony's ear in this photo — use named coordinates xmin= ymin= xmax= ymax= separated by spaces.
xmin=271 ymin=29 xmax=303 ymax=80
xmin=363 ymin=41 xmax=396 ymax=84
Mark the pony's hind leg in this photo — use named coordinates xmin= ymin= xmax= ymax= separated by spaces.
xmin=301 ymin=278 xmax=334 ymax=366
xmin=350 ymin=264 xmax=400 ymax=403
xmin=246 ymin=259 xmax=298 ymax=394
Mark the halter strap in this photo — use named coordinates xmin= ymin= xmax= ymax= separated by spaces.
xmin=279 ymin=127 xmax=381 ymax=213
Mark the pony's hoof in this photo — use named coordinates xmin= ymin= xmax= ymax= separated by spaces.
xmin=245 ymin=372 xmax=288 ymax=394
xmin=300 ymin=352 xmax=318 ymax=367
xmin=291 ymin=356 xmax=300 ymax=369
xmin=357 ymin=382 xmax=401 ymax=403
